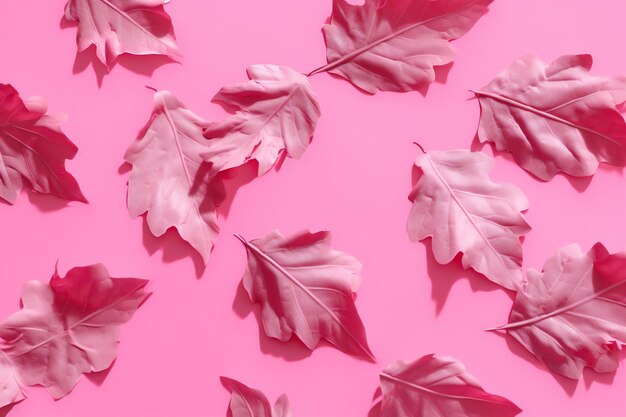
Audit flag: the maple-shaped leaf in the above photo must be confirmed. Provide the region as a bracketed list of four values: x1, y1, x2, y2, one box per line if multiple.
[202, 65, 321, 176]
[220, 377, 291, 417]
[0, 84, 87, 205]
[235, 230, 375, 361]
[407, 148, 531, 291]
[64, 0, 180, 68]
[124, 90, 226, 264]
[0, 355, 24, 409]
[378, 354, 522, 417]
[0, 264, 149, 406]
[490, 243, 626, 379]
[312, 0, 493, 93]
[474, 54, 626, 180]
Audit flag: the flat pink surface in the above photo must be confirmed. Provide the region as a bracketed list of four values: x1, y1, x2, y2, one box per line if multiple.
[1, 1, 626, 416]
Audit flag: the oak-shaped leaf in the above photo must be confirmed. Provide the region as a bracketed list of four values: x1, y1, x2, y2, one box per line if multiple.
[475, 54, 626, 180]
[0, 84, 87, 205]
[407, 148, 531, 291]
[236, 230, 375, 361]
[378, 354, 522, 417]
[203, 65, 321, 176]
[64, 0, 180, 68]
[221, 377, 290, 417]
[0, 264, 150, 408]
[315, 0, 493, 93]
[490, 243, 626, 379]
[124, 90, 226, 264]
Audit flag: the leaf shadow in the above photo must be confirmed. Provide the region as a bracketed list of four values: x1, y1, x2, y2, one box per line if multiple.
[488, 331, 578, 396]
[470, 134, 624, 193]
[0, 402, 20, 417]
[422, 239, 509, 315]
[231, 279, 313, 362]
[141, 218, 206, 278]
[217, 162, 259, 219]
[24, 188, 72, 212]
[85, 360, 116, 386]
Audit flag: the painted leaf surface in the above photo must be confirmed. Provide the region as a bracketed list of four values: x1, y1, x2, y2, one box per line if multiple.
[492, 243, 626, 379]
[124, 90, 225, 263]
[0, 84, 87, 205]
[379, 354, 522, 417]
[0, 355, 24, 409]
[236, 230, 375, 361]
[475, 54, 626, 180]
[221, 377, 291, 417]
[0, 264, 149, 405]
[203, 65, 321, 176]
[64, 0, 180, 68]
[316, 0, 493, 93]
[407, 149, 531, 291]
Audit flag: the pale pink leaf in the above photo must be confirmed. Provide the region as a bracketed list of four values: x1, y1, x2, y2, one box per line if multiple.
[315, 0, 493, 93]
[475, 54, 626, 180]
[124, 90, 225, 263]
[407, 149, 531, 291]
[236, 230, 375, 361]
[64, 0, 180, 68]
[0, 84, 87, 205]
[492, 243, 626, 379]
[0, 354, 24, 409]
[202, 65, 321, 176]
[221, 377, 291, 417]
[379, 354, 522, 417]
[0, 264, 149, 402]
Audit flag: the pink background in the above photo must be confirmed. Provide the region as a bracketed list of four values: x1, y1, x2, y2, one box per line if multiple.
[1, 0, 626, 416]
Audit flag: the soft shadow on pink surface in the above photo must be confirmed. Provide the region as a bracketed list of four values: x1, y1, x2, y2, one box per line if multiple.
[421, 239, 508, 315]
[141, 219, 205, 278]
[216, 163, 259, 219]
[0, 190, 71, 212]
[232, 279, 313, 362]
[85, 360, 116, 386]
[470, 136, 625, 193]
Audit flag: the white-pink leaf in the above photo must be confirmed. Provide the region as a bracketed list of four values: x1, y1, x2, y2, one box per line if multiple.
[203, 65, 320, 176]
[64, 0, 180, 68]
[236, 230, 375, 361]
[124, 90, 225, 263]
[475, 54, 626, 180]
[491, 243, 626, 379]
[314, 0, 493, 93]
[0, 354, 24, 409]
[407, 148, 531, 291]
[379, 354, 522, 417]
[0, 264, 149, 406]
[221, 377, 291, 417]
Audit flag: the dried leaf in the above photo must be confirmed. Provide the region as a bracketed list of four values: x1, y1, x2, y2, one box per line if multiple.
[0, 264, 149, 407]
[407, 148, 531, 290]
[379, 354, 522, 417]
[0, 84, 87, 205]
[491, 243, 626, 379]
[315, 0, 493, 93]
[236, 230, 374, 361]
[64, 0, 180, 68]
[475, 54, 626, 180]
[203, 65, 320, 176]
[124, 90, 225, 263]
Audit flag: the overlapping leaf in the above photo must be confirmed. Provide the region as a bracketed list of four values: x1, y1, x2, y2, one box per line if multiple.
[64, 0, 180, 68]
[491, 243, 626, 379]
[475, 54, 626, 180]
[315, 0, 493, 93]
[0, 264, 149, 408]
[378, 354, 522, 417]
[407, 148, 531, 290]
[236, 229, 374, 361]
[221, 377, 290, 417]
[125, 90, 225, 263]
[0, 84, 87, 205]
[203, 65, 321, 176]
